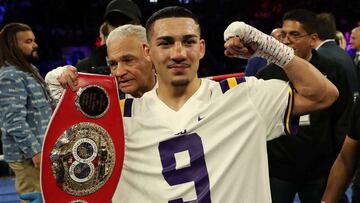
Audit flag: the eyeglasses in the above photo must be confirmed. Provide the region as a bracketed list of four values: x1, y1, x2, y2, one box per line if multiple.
[281, 32, 312, 41]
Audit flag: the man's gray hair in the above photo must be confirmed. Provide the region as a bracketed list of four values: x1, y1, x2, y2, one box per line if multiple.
[106, 24, 147, 46]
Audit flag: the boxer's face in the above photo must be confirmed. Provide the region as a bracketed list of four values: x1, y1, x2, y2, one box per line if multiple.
[146, 17, 205, 88]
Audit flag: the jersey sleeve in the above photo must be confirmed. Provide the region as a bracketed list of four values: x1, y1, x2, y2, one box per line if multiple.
[245, 77, 298, 140]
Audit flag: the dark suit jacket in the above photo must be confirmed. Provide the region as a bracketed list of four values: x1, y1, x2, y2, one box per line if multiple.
[257, 50, 353, 182]
[76, 45, 110, 75]
[317, 41, 359, 94]
[352, 53, 360, 92]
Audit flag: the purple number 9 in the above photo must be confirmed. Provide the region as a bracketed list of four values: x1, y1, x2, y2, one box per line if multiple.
[158, 133, 212, 203]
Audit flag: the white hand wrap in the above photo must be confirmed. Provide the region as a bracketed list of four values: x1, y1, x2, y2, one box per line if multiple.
[224, 21, 294, 68]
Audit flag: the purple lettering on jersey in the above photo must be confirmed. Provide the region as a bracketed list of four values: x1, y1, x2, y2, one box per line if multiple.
[158, 133, 212, 203]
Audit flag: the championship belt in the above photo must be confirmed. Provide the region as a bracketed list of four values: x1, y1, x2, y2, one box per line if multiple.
[41, 73, 124, 203]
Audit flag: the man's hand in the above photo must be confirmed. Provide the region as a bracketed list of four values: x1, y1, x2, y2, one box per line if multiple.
[57, 66, 79, 91]
[224, 21, 293, 68]
[45, 65, 78, 102]
[32, 153, 41, 168]
[224, 36, 257, 59]
[20, 192, 43, 203]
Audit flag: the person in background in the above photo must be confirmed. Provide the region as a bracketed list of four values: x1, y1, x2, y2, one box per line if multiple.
[98, 22, 111, 46]
[350, 25, 360, 203]
[335, 31, 347, 50]
[45, 0, 143, 100]
[350, 26, 360, 91]
[350, 27, 360, 58]
[76, 0, 142, 75]
[257, 9, 352, 203]
[313, 12, 358, 99]
[0, 23, 53, 202]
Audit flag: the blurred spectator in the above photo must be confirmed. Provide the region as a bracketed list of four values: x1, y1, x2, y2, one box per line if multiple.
[98, 22, 112, 46]
[350, 26, 360, 203]
[335, 31, 347, 50]
[313, 12, 359, 98]
[350, 26, 360, 91]
[76, 0, 142, 75]
[350, 26, 360, 55]
[0, 23, 53, 202]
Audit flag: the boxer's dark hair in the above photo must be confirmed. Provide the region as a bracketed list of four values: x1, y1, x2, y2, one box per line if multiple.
[145, 6, 200, 41]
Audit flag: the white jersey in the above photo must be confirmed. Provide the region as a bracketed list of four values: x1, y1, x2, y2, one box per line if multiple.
[113, 77, 296, 203]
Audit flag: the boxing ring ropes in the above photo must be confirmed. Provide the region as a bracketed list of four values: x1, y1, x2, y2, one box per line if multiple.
[205, 72, 244, 81]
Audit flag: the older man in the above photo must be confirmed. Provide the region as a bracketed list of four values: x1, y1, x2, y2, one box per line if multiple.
[45, 24, 156, 100]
